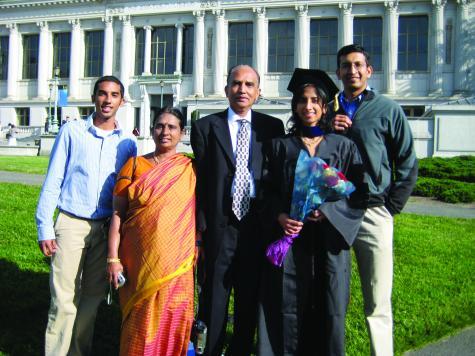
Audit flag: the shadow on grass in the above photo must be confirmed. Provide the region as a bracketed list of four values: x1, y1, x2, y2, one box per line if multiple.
[0, 256, 234, 355]
[90, 295, 121, 356]
[0, 258, 122, 356]
[0, 259, 49, 355]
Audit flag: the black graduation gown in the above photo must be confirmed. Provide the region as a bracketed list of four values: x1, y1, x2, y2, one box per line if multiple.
[258, 133, 365, 356]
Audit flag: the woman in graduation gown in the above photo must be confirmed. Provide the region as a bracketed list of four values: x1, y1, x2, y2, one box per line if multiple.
[258, 68, 366, 356]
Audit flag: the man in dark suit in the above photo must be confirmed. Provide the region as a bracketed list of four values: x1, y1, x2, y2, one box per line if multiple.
[191, 64, 285, 355]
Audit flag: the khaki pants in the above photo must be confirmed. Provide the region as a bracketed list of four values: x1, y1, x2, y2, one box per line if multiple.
[45, 212, 109, 356]
[353, 206, 394, 356]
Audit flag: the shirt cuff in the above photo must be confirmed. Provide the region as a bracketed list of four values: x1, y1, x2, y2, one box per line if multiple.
[37, 225, 56, 242]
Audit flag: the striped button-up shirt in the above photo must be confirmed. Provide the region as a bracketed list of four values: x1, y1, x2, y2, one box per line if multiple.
[36, 115, 137, 241]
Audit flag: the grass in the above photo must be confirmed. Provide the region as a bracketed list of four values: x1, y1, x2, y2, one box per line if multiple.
[346, 214, 475, 355]
[0, 156, 49, 175]
[0, 182, 474, 355]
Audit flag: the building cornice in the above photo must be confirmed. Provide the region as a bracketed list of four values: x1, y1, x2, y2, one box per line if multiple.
[0, 0, 101, 9]
[0, 0, 470, 26]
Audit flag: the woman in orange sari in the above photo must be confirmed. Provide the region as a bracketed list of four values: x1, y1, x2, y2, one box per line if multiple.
[107, 107, 198, 356]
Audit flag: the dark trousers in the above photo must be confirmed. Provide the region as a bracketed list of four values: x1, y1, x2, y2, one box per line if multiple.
[199, 206, 263, 356]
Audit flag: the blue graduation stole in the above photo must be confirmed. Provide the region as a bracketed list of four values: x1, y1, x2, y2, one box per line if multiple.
[301, 125, 325, 137]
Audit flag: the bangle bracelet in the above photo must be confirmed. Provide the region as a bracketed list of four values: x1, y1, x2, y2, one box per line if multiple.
[107, 257, 121, 263]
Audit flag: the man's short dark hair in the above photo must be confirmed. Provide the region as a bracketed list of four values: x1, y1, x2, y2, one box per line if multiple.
[337, 44, 371, 68]
[93, 76, 125, 98]
[226, 64, 260, 87]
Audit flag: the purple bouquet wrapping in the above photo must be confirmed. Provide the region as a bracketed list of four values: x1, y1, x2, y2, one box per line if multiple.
[266, 150, 356, 267]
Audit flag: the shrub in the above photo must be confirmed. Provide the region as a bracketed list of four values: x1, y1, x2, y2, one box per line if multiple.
[418, 156, 475, 183]
[438, 187, 475, 204]
[191, 110, 200, 123]
[413, 177, 475, 203]
[413, 177, 443, 197]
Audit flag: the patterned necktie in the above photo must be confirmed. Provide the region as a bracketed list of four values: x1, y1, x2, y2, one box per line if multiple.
[232, 119, 251, 220]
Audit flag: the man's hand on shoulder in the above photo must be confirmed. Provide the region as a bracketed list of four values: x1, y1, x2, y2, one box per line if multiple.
[333, 114, 352, 132]
[39, 239, 57, 257]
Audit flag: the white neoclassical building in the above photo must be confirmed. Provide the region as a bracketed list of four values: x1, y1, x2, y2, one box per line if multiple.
[0, 0, 474, 157]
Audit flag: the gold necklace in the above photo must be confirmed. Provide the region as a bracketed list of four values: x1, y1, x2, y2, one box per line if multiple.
[301, 136, 323, 147]
[152, 154, 161, 165]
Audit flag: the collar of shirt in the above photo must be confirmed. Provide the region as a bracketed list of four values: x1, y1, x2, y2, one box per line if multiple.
[86, 113, 122, 137]
[338, 86, 371, 120]
[227, 107, 252, 125]
[227, 107, 252, 155]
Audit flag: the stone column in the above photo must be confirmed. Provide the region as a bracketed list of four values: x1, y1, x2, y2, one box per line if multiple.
[430, 0, 446, 95]
[339, 2, 353, 48]
[172, 82, 182, 106]
[68, 19, 81, 99]
[295, 5, 309, 69]
[6, 23, 19, 99]
[119, 15, 132, 100]
[139, 84, 151, 137]
[212, 9, 225, 95]
[193, 10, 205, 96]
[454, 0, 469, 93]
[384, 1, 399, 95]
[143, 25, 152, 75]
[102, 15, 113, 75]
[36, 21, 50, 99]
[175, 23, 184, 74]
[253, 7, 267, 92]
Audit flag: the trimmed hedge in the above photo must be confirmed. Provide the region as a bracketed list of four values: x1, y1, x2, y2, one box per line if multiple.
[414, 156, 475, 203]
[418, 156, 475, 183]
[413, 177, 475, 203]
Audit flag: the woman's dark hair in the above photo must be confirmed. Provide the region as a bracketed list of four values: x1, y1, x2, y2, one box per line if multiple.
[152, 106, 185, 130]
[288, 84, 331, 134]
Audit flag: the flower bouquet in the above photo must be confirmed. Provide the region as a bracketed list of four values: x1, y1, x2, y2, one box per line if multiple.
[265, 150, 356, 267]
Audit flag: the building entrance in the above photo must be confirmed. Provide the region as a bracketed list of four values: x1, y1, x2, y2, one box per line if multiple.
[150, 94, 173, 123]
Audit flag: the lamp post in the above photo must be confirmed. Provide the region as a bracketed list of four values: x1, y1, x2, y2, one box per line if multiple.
[47, 83, 53, 133]
[50, 66, 61, 133]
[160, 80, 164, 108]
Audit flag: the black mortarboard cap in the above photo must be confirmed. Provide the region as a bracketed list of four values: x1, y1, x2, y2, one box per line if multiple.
[287, 68, 339, 99]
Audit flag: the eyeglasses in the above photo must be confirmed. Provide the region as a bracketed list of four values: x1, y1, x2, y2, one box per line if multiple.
[340, 62, 367, 71]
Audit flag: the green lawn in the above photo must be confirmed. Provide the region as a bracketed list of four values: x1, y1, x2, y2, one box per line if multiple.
[0, 156, 49, 175]
[346, 214, 475, 355]
[0, 182, 474, 355]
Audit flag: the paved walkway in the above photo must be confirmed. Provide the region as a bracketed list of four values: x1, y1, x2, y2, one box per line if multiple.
[1, 169, 474, 354]
[403, 196, 475, 219]
[0, 170, 44, 185]
[403, 325, 475, 356]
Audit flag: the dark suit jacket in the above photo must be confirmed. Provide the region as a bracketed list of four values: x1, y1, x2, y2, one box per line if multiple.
[190, 109, 285, 260]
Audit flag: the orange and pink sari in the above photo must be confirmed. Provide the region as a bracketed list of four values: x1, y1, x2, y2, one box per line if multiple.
[117, 154, 195, 356]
